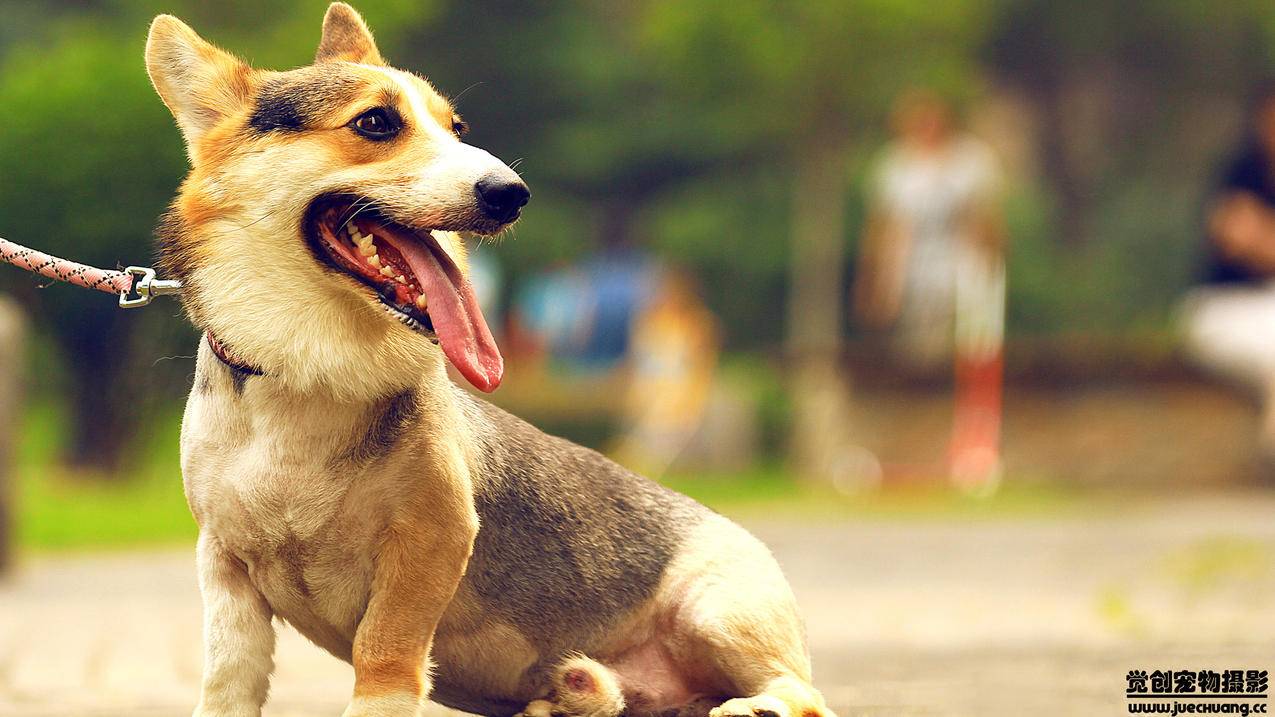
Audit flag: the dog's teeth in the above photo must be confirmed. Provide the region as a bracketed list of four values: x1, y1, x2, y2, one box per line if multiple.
[359, 243, 376, 257]
[396, 275, 407, 284]
[381, 266, 396, 277]
[346, 223, 358, 236]
[415, 295, 428, 310]
[368, 254, 381, 268]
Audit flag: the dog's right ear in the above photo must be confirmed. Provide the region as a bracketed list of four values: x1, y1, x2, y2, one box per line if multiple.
[316, 3, 385, 65]
[146, 15, 252, 161]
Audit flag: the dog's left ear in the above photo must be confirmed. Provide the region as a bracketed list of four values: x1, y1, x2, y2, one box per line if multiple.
[316, 3, 385, 65]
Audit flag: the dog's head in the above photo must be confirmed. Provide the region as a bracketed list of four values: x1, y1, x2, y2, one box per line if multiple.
[147, 3, 526, 397]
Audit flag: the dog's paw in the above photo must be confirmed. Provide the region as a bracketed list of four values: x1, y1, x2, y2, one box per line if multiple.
[341, 693, 424, 717]
[561, 657, 626, 717]
[515, 699, 562, 717]
[709, 695, 792, 717]
[192, 702, 263, 717]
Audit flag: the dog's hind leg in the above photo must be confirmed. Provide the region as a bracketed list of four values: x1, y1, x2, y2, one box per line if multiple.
[514, 655, 627, 717]
[708, 676, 829, 717]
[689, 604, 831, 717]
[689, 607, 832, 717]
[664, 518, 835, 717]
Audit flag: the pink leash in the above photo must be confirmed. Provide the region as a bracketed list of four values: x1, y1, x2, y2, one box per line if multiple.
[0, 236, 180, 308]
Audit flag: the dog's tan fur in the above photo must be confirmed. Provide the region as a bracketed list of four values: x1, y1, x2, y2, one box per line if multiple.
[147, 5, 834, 717]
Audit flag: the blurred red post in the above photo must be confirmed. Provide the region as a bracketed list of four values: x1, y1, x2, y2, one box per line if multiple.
[948, 255, 1005, 492]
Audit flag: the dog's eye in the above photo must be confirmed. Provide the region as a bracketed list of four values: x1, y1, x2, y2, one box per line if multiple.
[351, 108, 399, 140]
[451, 116, 469, 138]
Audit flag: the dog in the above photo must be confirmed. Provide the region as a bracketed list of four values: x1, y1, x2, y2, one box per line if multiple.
[145, 5, 834, 717]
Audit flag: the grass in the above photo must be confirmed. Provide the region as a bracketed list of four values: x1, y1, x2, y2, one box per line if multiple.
[14, 401, 196, 550]
[11, 401, 1097, 553]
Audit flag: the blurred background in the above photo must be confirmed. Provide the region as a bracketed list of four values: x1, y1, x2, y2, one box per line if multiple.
[0, 1, 1273, 715]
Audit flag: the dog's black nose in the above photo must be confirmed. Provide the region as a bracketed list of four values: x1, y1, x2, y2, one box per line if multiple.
[475, 174, 530, 223]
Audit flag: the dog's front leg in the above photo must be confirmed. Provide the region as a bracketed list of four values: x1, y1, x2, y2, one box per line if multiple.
[344, 503, 478, 717]
[193, 532, 276, 717]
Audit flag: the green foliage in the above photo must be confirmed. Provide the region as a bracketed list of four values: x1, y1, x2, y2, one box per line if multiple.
[638, 0, 993, 135]
[15, 400, 193, 549]
[0, 24, 183, 272]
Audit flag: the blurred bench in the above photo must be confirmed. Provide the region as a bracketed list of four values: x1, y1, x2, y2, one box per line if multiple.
[844, 332, 1266, 487]
[845, 330, 1193, 388]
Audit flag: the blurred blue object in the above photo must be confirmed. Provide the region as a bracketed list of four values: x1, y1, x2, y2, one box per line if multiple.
[515, 251, 658, 372]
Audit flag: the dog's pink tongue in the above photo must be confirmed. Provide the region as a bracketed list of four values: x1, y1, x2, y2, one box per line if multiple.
[381, 231, 503, 392]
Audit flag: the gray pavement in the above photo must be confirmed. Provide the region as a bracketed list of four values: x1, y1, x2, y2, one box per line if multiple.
[1, 493, 1273, 716]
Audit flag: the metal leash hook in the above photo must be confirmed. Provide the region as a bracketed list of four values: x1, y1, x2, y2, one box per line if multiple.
[119, 266, 183, 309]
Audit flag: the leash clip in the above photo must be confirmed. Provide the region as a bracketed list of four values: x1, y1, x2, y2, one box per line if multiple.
[120, 266, 182, 309]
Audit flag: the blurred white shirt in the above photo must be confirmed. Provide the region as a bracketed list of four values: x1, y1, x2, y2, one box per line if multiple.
[874, 135, 1002, 365]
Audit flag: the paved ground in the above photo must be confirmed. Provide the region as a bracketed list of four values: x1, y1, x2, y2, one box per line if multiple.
[1, 493, 1273, 716]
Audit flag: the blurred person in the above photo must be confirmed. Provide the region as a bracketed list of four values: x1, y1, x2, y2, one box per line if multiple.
[853, 89, 1007, 488]
[507, 263, 590, 369]
[614, 268, 720, 476]
[1182, 82, 1275, 454]
[854, 90, 1005, 365]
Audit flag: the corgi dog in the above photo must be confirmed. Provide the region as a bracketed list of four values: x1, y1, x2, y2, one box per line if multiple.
[145, 5, 834, 717]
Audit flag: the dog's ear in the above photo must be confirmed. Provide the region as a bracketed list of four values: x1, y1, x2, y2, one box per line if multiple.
[316, 3, 385, 65]
[146, 15, 252, 160]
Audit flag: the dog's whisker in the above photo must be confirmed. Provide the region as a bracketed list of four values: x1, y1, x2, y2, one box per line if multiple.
[152, 353, 197, 367]
[337, 197, 379, 228]
[451, 81, 484, 104]
[340, 197, 374, 223]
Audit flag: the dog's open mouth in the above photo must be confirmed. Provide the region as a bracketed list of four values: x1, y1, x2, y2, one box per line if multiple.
[306, 195, 503, 392]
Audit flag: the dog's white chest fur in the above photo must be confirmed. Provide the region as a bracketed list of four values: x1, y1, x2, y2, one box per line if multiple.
[180, 353, 410, 659]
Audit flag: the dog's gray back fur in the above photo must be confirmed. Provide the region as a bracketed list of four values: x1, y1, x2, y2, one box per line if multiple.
[466, 396, 706, 638]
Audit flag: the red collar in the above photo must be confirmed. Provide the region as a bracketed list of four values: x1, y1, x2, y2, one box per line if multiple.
[206, 332, 264, 376]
